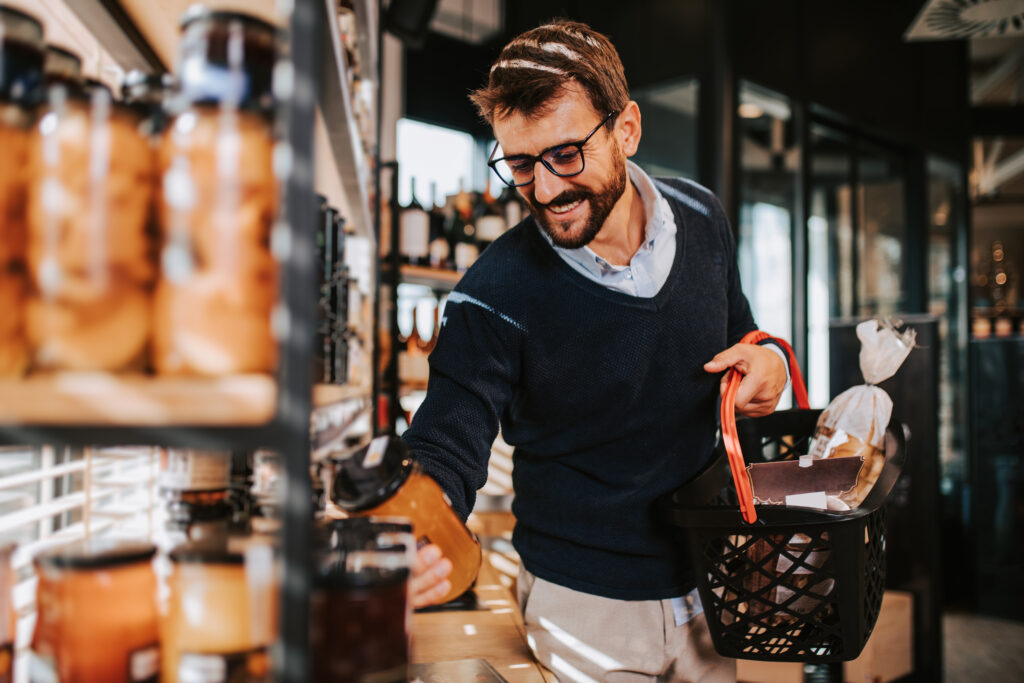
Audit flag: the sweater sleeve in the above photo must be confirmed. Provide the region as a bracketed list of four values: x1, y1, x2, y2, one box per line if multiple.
[401, 289, 523, 520]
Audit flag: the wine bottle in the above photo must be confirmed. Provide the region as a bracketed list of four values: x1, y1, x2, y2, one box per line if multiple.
[450, 179, 479, 273]
[499, 184, 524, 228]
[475, 180, 507, 253]
[416, 295, 439, 354]
[399, 177, 430, 265]
[428, 182, 450, 270]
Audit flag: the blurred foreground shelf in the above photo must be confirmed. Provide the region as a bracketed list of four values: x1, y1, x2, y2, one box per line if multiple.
[0, 373, 277, 426]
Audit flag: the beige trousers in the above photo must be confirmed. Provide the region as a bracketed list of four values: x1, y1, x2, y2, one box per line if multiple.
[517, 566, 736, 683]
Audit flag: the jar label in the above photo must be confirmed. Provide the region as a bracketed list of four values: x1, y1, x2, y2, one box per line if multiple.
[129, 643, 160, 682]
[178, 647, 272, 683]
[0, 641, 12, 683]
[363, 435, 390, 468]
[27, 650, 58, 683]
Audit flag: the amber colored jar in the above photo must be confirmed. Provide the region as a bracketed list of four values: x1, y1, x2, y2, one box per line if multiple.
[25, 68, 156, 371]
[30, 539, 159, 683]
[331, 436, 482, 604]
[152, 8, 278, 376]
[0, 543, 15, 683]
[0, 5, 44, 378]
[160, 541, 278, 683]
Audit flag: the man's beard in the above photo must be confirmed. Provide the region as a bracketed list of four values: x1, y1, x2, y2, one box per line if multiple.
[527, 156, 628, 249]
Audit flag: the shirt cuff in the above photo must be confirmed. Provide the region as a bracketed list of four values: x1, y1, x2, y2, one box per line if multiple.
[758, 339, 791, 393]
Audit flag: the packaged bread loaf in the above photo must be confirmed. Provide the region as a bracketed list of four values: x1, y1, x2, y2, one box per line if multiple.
[153, 7, 278, 376]
[808, 318, 915, 507]
[25, 81, 156, 371]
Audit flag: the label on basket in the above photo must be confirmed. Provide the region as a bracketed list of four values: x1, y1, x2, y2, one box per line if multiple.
[784, 491, 827, 509]
[178, 648, 272, 683]
[670, 588, 703, 627]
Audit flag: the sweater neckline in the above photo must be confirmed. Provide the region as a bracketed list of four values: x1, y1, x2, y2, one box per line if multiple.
[527, 189, 690, 311]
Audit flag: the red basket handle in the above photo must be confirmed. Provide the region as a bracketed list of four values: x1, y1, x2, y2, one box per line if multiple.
[720, 331, 810, 524]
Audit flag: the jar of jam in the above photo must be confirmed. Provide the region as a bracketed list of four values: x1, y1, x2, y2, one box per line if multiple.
[160, 539, 277, 683]
[26, 44, 156, 372]
[311, 518, 412, 683]
[30, 539, 159, 682]
[331, 436, 482, 604]
[0, 542, 16, 683]
[160, 450, 234, 547]
[0, 5, 44, 378]
[153, 8, 279, 376]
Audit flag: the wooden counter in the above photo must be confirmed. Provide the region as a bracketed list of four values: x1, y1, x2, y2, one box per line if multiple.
[411, 550, 552, 682]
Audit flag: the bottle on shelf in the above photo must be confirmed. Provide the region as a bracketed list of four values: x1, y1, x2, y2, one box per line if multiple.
[499, 183, 525, 228]
[449, 179, 479, 273]
[416, 295, 439, 355]
[428, 181, 450, 270]
[398, 177, 430, 266]
[475, 179, 507, 253]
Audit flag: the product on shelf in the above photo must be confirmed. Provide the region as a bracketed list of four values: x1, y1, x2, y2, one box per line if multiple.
[331, 435, 482, 604]
[26, 45, 156, 371]
[449, 181, 479, 273]
[311, 517, 412, 683]
[428, 182, 450, 269]
[161, 539, 278, 683]
[153, 8, 278, 376]
[474, 181, 507, 251]
[160, 449, 234, 547]
[399, 177, 430, 266]
[31, 539, 160, 683]
[0, 542, 14, 683]
[0, 5, 45, 378]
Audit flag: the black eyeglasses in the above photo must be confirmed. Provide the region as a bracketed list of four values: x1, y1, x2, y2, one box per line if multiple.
[488, 111, 618, 188]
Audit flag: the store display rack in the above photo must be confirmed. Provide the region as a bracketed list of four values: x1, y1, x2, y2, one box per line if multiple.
[0, 1, 379, 680]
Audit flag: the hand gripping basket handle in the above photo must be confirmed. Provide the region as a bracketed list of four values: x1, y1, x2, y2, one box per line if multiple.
[721, 331, 809, 524]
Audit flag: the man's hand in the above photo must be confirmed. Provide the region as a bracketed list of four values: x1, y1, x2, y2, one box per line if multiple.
[411, 543, 453, 608]
[704, 342, 787, 417]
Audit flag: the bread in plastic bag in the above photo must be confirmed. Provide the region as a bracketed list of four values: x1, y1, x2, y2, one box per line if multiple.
[808, 318, 914, 507]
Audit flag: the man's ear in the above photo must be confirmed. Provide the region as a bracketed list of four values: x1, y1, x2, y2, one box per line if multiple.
[616, 101, 641, 157]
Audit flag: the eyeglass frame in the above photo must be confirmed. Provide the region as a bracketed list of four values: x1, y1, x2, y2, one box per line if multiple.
[487, 110, 618, 188]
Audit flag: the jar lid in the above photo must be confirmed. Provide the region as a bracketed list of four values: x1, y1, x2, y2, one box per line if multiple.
[44, 45, 82, 83]
[169, 540, 245, 565]
[331, 436, 414, 512]
[0, 5, 45, 105]
[34, 538, 157, 570]
[176, 6, 277, 111]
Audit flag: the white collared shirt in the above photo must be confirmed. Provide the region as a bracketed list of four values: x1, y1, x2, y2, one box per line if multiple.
[538, 161, 677, 298]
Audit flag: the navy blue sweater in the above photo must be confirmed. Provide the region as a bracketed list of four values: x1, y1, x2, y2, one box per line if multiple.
[403, 177, 757, 600]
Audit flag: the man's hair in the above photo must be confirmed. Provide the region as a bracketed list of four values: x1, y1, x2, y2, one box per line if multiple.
[469, 19, 629, 125]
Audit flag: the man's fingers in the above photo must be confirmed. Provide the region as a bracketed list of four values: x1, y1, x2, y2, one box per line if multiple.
[412, 578, 452, 608]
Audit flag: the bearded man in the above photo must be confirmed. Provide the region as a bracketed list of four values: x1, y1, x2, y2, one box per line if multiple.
[403, 19, 787, 682]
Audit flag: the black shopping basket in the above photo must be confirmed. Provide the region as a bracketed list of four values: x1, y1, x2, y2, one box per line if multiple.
[660, 331, 908, 662]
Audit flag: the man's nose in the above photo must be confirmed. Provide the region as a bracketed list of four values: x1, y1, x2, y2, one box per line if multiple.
[531, 161, 570, 205]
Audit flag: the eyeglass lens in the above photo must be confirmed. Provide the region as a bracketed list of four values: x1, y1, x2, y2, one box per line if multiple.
[493, 146, 584, 186]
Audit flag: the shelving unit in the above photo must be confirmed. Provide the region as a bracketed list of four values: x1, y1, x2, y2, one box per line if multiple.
[1, 1, 380, 681]
[398, 263, 463, 288]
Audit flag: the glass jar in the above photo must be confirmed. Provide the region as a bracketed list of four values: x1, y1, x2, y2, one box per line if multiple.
[159, 450, 234, 547]
[331, 436, 482, 604]
[26, 46, 156, 371]
[0, 542, 16, 683]
[31, 539, 159, 682]
[311, 518, 412, 683]
[160, 540, 277, 683]
[0, 5, 44, 378]
[153, 8, 278, 376]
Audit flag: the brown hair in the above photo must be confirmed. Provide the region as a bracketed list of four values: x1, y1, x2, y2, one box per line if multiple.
[469, 19, 629, 125]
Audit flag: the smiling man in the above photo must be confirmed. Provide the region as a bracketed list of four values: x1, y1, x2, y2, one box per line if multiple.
[403, 19, 786, 682]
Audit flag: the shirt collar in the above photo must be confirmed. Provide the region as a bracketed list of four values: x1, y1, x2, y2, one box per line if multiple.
[537, 160, 677, 272]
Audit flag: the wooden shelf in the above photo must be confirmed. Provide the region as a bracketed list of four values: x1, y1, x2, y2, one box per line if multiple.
[0, 373, 276, 426]
[400, 264, 463, 288]
[312, 382, 372, 407]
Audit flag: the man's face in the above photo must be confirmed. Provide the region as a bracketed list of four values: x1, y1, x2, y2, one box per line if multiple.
[492, 88, 628, 249]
